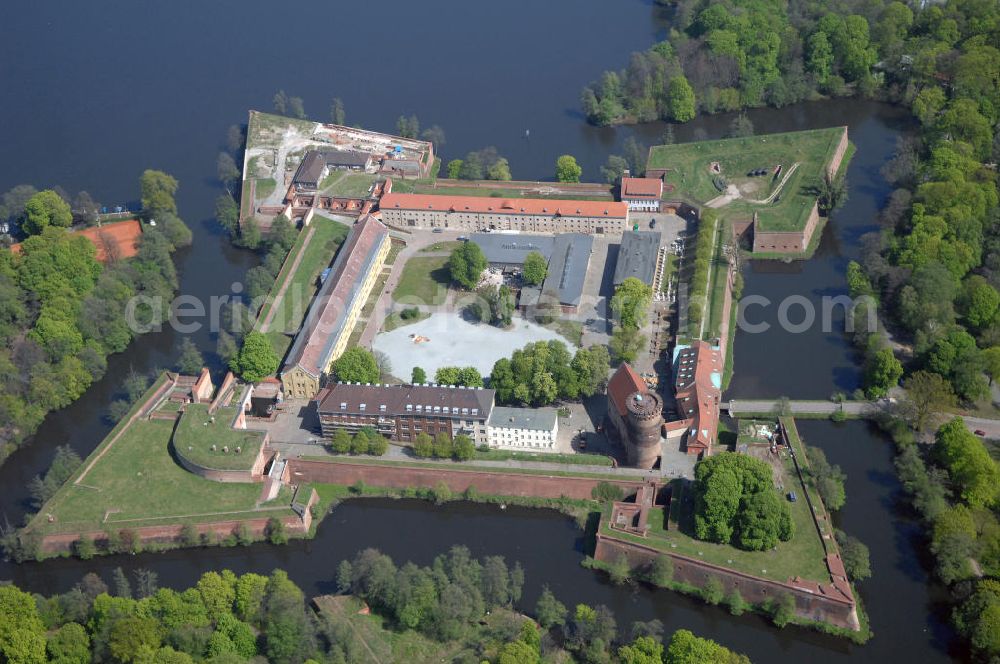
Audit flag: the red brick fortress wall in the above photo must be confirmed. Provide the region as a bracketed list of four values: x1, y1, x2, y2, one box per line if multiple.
[284, 459, 645, 500]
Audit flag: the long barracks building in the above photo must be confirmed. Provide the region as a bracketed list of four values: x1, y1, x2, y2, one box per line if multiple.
[314, 382, 496, 446]
[280, 215, 391, 399]
[378, 192, 630, 235]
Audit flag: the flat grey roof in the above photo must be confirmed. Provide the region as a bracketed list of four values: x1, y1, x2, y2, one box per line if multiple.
[471, 233, 555, 265]
[488, 406, 558, 431]
[613, 231, 660, 286]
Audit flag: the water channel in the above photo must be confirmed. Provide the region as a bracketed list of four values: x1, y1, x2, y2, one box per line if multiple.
[0, 0, 956, 661]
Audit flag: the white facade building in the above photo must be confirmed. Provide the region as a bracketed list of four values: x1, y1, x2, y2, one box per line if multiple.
[487, 407, 559, 451]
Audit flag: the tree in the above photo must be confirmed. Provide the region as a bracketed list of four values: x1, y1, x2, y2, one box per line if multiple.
[109, 616, 162, 662]
[666, 76, 696, 122]
[934, 417, 1000, 507]
[835, 529, 871, 581]
[368, 434, 388, 456]
[522, 251, 548, 286]
[693, 452, 792, 550]
[175, 337, 204, 375]
[901, 370, 956, 432]
[396, 114, 420, 138]
[664, 628, 747, 663]
[215, 194, 239, 236]
[610, 277, 653, 330]
[446, 159, 463, 179]
[607, 554, 631, 585]
[864, 347, 903, 399]
[421, 124, 446, 148]
[555, 155, 583, 183]
[601, 155, 629, 185]
[433, 432, 453, 458]
[217, 152, 240, 190]
[984, 347, 1000, 386]
[46, 622, 90, 664]
[486, 158, 512, 181]
[618, 635, 663, 664]
[610, 326, 644, 364]
[331, 347, 379, 384]
[727, 114, 754, 138]
[806, 446, 846, 511]
[230, 332, 279, 382]
[622, 137, 647, 176]
[287, 96, 306, 119]
[702, 577, 724, 605]
[412, 433, 434, 458]
[411, 366, 427, 384]
[806, 31, 834, 84]
[330, 428, 352, 454]
[637, 556, 671, 589]
[448, 241, 487, 289]
[23, 190, 72, 235]
[351, 430, 370, 455]
[329, 97, 346, 125]
[273, 90, 288, 114]
[452, 434, 474, 460]
[535, 586, 568, 628]
[140, 169, 179, 219]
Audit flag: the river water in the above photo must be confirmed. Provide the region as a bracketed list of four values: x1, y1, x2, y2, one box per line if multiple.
[0, 1, 956, 661]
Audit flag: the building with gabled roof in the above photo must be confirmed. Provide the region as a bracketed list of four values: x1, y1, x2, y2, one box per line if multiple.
[315, 382, 495, 445]
[671, 340, 723, 456]
[613, 230, 661, 286]
[487, 406, 559, 451]
[280, 215, 390, 399]
[378, 192, 629, 235]
[620, 177, 663, 211]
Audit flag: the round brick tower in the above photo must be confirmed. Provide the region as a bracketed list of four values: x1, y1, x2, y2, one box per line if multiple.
[625, 390, 664, 469]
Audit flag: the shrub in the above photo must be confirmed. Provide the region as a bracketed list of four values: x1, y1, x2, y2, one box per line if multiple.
[591, 482, 624, 503]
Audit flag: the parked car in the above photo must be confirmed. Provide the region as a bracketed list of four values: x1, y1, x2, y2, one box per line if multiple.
[432, 228, 443, 233]
[975, 429, 987, 437]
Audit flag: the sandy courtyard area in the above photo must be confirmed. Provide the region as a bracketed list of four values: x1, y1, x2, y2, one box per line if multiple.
[372, 312, 568, 380]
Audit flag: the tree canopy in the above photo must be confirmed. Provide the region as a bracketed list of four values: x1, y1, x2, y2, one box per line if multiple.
[555, 155, 583, 183]
[230, 331, 279, 383]
[448, 241, 487, 289]
[522, 251, 548, 286]
[331, 347, 380, 384]
[693, 453, 793, 551]
[490, 341, 610, 406]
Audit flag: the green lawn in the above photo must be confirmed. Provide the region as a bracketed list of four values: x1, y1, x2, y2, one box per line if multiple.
[546, 319, 584, 347]
[255, 217, 351, 335]
[421, 241, 463, 253]
[704, 230, 730, 341]
[361, 270, 392, 320]
[392, 256, 451, 305]
[603, 472, 830, 584]
[383, 309, 431, 332]
[648, 127, 847, 232]
[254, 178, 276, 200]
[31, 416, 290, 537]
[321, 172, 378, 198]
[173, 404, 265, 471]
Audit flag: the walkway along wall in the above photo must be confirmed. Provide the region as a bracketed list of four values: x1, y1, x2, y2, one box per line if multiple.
[283, 459, 646, 500]
[37, 489, 318, 556]
[593, 534, 859, 631]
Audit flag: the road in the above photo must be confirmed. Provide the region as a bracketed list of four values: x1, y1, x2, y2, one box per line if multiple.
[725, 399, 880, 416]
[726, 399, 1000, 439]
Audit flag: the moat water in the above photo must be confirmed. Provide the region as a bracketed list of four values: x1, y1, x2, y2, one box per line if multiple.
[0, 0, 955, 661]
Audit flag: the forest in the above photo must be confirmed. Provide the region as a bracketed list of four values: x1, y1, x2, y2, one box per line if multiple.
[0, 171, 190, 466]
[0, 548, 750, 664]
